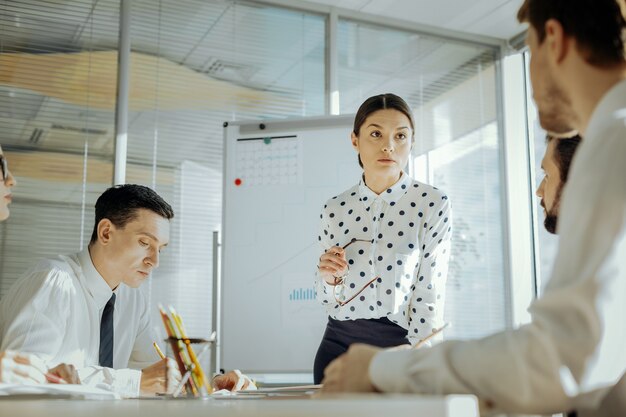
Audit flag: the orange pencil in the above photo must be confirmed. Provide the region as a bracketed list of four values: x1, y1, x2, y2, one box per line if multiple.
[159, 305, 197, 395]
[170, 307, 212, 394]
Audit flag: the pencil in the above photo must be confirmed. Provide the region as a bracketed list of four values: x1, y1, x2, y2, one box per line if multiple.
[153, 342, 166, 359]
[413, 322, 450, 349]
[159, 305, 197, 395]
[170, 307, 212, 394]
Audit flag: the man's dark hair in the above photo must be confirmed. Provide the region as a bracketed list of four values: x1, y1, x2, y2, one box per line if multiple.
[89, 184, 174, 244]
[548, 134, 582, 184]
[518, 0, 626, 67]
[353, 93, 415, 168]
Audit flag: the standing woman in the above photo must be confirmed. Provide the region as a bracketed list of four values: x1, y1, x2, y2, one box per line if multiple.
[0, 145, 78, 384]
[314, 94, 452, 384]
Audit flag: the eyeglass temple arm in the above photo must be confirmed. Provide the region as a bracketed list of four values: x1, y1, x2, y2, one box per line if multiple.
[342, 238, 372, 250]
[337, 276, 379, 306]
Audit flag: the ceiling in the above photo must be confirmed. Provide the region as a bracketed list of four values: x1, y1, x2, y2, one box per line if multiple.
[293, 0, 526, 41]
[0, 0, 517, 172]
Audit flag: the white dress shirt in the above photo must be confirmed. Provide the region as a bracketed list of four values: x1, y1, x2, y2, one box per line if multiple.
[370, 80, 626, 416]
[316, 172, 452, 345]
[0, 249, 159, 397]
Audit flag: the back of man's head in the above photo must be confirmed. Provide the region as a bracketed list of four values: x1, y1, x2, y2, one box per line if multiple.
[89, 184, 174, 244]
[518, 0, 626, 67]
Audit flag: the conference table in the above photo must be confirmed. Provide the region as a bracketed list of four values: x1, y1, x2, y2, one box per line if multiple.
[0, 393, 479, 417]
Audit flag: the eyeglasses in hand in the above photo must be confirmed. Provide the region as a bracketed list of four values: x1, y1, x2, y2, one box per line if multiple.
[332, 238, 380, 307]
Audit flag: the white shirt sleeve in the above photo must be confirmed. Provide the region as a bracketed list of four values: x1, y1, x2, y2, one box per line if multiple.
[0, 264, 154, 398]
[77, 366, 142, 398]
[370, 122, 626, 414]
[407, 198, 452, 345]
[0, 267, 73, 361]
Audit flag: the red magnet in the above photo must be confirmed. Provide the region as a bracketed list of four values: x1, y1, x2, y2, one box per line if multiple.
[234, 178, 242, 186]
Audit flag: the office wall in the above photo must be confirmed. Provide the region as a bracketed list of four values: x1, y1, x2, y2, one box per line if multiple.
[0, 0, 514, 369]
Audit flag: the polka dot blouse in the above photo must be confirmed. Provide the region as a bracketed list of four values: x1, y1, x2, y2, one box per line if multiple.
[315, 172, 452, 345]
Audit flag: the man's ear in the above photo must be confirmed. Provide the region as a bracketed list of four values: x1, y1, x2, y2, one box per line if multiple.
[544, 18, 569, 65]
[97, 219, 114, 245]
[351, 132, 359, 151]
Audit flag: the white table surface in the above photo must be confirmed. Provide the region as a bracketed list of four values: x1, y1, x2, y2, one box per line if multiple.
[0, 393, 479, 417]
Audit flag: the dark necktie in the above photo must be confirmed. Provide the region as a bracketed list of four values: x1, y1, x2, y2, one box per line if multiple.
[99, 293, 116, 368]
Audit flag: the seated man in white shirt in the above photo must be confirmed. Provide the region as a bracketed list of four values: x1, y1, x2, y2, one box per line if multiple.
[0, 184, 180, 397]
[321, 1, 626, 416]
[0, 144, 79, 385]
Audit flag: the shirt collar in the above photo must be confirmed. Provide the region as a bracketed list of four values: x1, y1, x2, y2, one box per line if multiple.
[586, 79, 626, 144]
[78, 248, 115, 310]
[358, 171, 411, 208]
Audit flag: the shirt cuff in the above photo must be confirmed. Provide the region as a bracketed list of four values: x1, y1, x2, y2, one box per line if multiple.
[111, 368, 142, 398]
[369, 342, 471, 395]
[316, 274, 338, 304]
[369, 348, 422, 393]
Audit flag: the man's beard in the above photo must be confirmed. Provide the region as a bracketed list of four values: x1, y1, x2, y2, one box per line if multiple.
[543, 210, 558, 234]
[537, 81, 578, 135]
[541, 187, 563, 235]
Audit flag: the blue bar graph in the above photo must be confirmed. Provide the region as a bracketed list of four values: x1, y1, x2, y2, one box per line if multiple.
[288, 287, 315, 301]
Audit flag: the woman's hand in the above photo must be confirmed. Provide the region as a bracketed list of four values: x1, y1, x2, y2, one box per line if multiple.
[0, 350, 47, 383]
[318, 246, 348, 285]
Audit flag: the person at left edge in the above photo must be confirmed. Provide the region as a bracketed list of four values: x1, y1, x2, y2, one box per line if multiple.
[0, 144, 78, 385]
[0, 184, 180, 397]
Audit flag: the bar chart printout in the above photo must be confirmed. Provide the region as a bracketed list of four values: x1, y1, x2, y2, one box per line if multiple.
[289, 287, 315, 301]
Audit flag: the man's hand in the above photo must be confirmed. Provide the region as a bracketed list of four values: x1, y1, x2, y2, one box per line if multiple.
[140, 358, 181, 395]
[213, 370, 252, 391]
[48, 363, 80, 384]
[321, 344, 382, 393]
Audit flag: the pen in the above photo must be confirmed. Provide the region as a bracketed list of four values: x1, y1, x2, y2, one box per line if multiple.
[413, 322, 450, 349]
[153, 341, 166, 359]
[45, 372, 67, 384]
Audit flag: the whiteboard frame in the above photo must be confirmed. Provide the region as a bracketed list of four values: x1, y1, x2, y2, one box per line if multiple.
[220, 114, 355, 377]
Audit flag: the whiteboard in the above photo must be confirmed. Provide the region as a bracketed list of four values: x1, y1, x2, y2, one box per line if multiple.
[221, 115, 362, 374]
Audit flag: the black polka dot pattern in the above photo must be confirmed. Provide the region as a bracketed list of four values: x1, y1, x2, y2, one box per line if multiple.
[315, 173, 453, 343]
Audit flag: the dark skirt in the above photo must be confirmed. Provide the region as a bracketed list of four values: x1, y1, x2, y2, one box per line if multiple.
[313, 316, 409, 384]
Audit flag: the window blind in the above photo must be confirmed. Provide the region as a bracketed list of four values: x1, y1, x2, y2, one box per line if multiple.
[337, 19, 509, 339]
[123, 0, 326, 358]
[0, 0, 119, 296]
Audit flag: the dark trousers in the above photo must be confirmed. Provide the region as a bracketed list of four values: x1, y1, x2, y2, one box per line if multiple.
[313, 316, 410, 384]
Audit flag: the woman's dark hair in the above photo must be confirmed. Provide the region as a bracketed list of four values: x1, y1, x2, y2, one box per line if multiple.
[353, 93, 415, 168]
[517, 0, 626, 67]
[89, 184, 174, 244]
